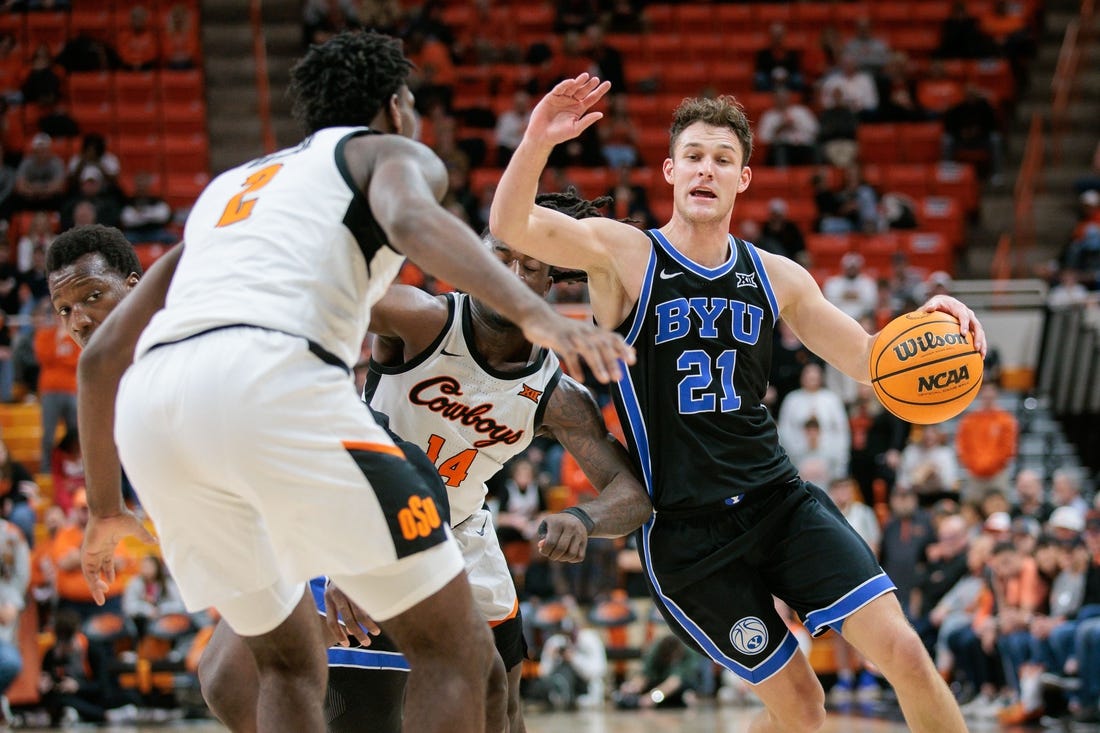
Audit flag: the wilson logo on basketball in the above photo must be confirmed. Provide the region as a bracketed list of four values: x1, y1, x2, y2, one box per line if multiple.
[397, 495, 441, 541]
[917, 365, 971, 393]
[892, 331, 970, 362]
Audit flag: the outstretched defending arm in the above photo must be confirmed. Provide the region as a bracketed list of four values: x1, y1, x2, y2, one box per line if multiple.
[537, 376, 652, 563]
[78, 244, 181, 603]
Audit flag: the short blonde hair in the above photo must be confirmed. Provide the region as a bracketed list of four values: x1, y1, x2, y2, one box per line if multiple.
[669, 96, 754, 164]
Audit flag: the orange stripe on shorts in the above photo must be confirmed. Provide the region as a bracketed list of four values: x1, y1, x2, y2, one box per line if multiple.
[341, 440, 405, 459]
[488, 597, 520, 628]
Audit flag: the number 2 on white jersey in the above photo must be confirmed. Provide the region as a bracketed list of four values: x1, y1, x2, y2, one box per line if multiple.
[216, 163, 284, 227]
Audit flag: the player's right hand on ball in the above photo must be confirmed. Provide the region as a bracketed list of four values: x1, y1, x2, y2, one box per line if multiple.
[324, 581, 380, 647]
[522, 314, 634, 384]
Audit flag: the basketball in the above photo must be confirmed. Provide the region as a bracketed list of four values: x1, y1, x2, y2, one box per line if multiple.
[869, 310, 984, 425]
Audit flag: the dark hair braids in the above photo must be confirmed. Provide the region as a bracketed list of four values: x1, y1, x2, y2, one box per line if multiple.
[536, 187, 611, 284]
[289, 31, 413, 134]
[46, 225, 142, 277]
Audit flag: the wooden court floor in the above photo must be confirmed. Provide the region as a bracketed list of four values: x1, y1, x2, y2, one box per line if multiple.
[6, 705, 937, 733]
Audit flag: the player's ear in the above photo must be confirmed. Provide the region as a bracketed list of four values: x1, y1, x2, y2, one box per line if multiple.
[126, 273, 140, 289]
[737, 165, 752, 194]
[386, 93, 402, 135]
[662, 156, 674, 184]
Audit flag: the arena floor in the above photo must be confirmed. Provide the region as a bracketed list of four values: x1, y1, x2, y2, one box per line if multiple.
[8, 705, 1021, 733]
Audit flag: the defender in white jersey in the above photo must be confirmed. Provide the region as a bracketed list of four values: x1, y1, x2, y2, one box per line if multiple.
[76, 34, 633, 733]
[196, 191, 653, 733]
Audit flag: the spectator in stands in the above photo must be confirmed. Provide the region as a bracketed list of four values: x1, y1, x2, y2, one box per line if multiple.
[955, 383, 1018, 498]
[613, 634, 703, 709]
[585, 24, 625, 93]
[68, 133, 121, 194]
[881, 485, 935, 615]
[14, 133, 66, 211]
[495, 91, 532, 167]
[50, 429, 83, 517]
[979, 0, 1033, 85]
[1051, 468, 1089, 516]
[19, 245, 51, 310]
[928, 533, 991, 685]
[1065, 223, 1100, 284]
[162, 2, 199, 69]
[55, 33, 120, 73]
[1074, 188, 1100, 240]
[843, 17, 892, 73]
[876, 53, 927, 123]
[606, 167, 655, 228]
[405, 28, 456, 114]
[770, 320, 819, 410]
[122, 554, 184, 639]
[38, 608, 139, 727]
[824, 252, 878, 321]
[912, 513, 971, 641]
[898, 425, 960, 506]
[117, 6, 159, 71]
[20, 43, 62, 105]
[816, 164, 880, 234]
[0, 147, 14, 221]
[815, 87, 860, 168]
[301, 0, 361, 47]
[359, 0, 404, 37]
[1048, 268, 1093, 309]
[848, 382, 910, 500]
[16, 211, 55, 274]
[33, 312, 78, 473]
[34, 92, 80, 140]
[599, 94, 640, 169]
[30, 505, 64, 629]
[495, 457, 546, 545]
[820, 54, 879, 120]
[555, 0, 599, 34]
[790, 417, 846, 482]
[829, 476, 881, 554]
[777, 362, 850, 474]
[937, 1, 991, 59]
[442, 163, 482, 233]
[120, 172, 174, 244]
[757, 198, 806, 264]
[0, 437, 37, 545]
[942, 85, 1004, 182]
[758, 87, 818, 167]
[0, 513, 27, 725]
[1011, 469, 1054, 524]
[537, 612, 607, 710]
[61, 167, 121, 230]
[49, 489, 131, 620]
[754, 23, 805, 92]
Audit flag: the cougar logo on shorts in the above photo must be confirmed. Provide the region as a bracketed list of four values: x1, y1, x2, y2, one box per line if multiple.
[730, 616, 768, 656]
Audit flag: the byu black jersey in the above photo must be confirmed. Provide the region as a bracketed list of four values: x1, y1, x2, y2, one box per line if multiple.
[612, 231, 798, 511]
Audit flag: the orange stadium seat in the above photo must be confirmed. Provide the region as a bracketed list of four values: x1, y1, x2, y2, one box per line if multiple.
[439, 4, 472, 31]
[871, 3, 914, 28]
[563, 168, 611, 199]
[163, 133, 209, 176]
[0, 14, 22, 42]
[917, 78, 965, 115]
[969, 58, 1015, 105]
[70, 9, 112, 41]
[625, 95, 665, 128]
[913, 1, 953, 24]
[514, 5, 553, 34]
[890, 27, 940, 54]
[932, 162, 979, 212]
[116, 135, 162, 176]
[114, 71, 158, 106]
[687, 33, 728, 64]
[707, 60, 753, 95]
[662, 61, 707, 95]
[882, 165, 931, 199]
[754, 4, 792, 26]
[642, 4, 674, 29]
[904, 232, 952, 272]
[637, 127, 671, 167]
[469, 167, 503, 195]
[71, 102, 114, 137]
[805, 233, 852, 270]
[114, 101, 160, 138]
[160, 100, 205, 136]
[857, 124, 900, 165]
[833, 3, 873, 27]
[25, 12, 68, 57]
[164, 171, 210, 210]
[627, 60, 662, 92]
[158, 69, 203, 103]
[69, 72, 113, 107]
[674, 5, 712, 34]
[714, 4, 753, 28]
[900, 122, 944, 164]
[859, 232, 903, 272]
[746, 168, 790, 201]
[919, 196, 966, 248]
[791, 3, 834, 30]
[643, 33, 684, 63]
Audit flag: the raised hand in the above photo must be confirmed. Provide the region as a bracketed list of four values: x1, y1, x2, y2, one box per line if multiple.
[521, 312, 634, 384]
[527, 73, 612, 147]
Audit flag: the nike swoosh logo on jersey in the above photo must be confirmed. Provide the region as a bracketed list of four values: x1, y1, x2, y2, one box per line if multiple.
[659, 269, 682, 280]
[440, 349, 462, 356]
[475, 516, 489, 536]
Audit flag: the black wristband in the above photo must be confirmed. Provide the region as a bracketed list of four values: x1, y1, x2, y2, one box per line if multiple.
[561, 506, 595, 534]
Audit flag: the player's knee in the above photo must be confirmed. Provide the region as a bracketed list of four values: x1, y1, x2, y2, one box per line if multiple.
[769, 696, 827, 732]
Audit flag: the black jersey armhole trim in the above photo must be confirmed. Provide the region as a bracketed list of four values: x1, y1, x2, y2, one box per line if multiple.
[335, 128, 397, 271]
[533, 367, 564, 432]
[367, 293, 457, 377]
[460, 295, 549, 380]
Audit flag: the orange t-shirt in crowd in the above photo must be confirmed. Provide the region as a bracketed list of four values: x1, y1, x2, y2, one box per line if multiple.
[50, 525, 132, 602]
[410, 39, 456, 87]
[33, 325, 79, 395]
[972, 555, 1045, 629]
[955, 408, 1018, 478]
[118, 28, 158, 69]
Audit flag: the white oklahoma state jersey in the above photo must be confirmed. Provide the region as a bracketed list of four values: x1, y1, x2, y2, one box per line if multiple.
[365, 293, 563, 525]
[136, 127, 403, 369]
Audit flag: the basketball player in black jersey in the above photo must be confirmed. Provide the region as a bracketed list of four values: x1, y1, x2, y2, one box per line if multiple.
[76, 36, 634, 733]
[491, 73, 982, 732]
